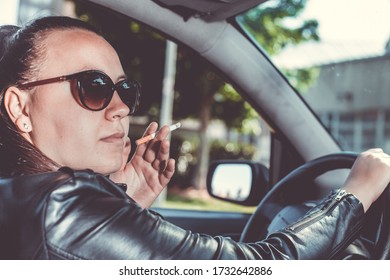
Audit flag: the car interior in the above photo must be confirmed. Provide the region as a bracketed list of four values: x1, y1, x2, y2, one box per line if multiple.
[76, 0, 390, 259]
[6, 0, 389, 259]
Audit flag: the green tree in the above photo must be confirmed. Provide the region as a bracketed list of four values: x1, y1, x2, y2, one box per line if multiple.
[74, 3, 166, 117]
[172, 0, 320, 189]
[72, 0, 319, 190]
[239, 0, 320, 92]
[241, 0, 319, 55]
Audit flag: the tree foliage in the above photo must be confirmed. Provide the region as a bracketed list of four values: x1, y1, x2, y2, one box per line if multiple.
[74, 2, 166, 118]
[73, 0, 318, 129]
[72, 0, 319, 189]
[240, 0, 319, 55]
[239, 0, 320, 93]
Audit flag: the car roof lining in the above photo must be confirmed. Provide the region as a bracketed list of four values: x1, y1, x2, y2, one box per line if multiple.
[152, 0, 267, 22]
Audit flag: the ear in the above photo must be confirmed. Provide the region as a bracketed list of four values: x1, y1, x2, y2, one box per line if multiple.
[3, 86, 32, 134]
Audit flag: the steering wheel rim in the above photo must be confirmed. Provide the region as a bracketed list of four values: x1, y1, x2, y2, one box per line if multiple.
[240, 151, 390, 259]
[240, 152, 358, 242]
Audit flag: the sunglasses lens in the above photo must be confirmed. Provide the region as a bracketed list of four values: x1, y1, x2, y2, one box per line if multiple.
[76, 71, 140, 113]
[79, 72, 113, 110]
[117, 81, 140, 114]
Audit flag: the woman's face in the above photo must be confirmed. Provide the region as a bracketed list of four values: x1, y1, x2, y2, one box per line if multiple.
[26, 29, 130, 175]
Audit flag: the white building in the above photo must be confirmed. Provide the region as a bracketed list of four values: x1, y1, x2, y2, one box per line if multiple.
[304, 52, 390, 152]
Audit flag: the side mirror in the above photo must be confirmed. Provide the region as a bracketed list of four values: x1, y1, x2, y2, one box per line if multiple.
[206, 161, 269, 206]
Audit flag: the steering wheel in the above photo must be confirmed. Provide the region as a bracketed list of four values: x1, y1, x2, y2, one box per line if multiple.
[239, 152, 390, 259]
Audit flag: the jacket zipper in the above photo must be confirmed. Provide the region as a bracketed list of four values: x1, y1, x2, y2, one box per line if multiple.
[286, 189, 364, 259]
[286, 189, 350, 232]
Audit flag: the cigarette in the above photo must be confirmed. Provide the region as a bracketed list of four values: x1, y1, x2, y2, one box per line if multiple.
[136, 122, 181, 145]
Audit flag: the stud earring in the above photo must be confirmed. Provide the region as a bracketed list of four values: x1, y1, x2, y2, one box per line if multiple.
[23, 123, 30, 131]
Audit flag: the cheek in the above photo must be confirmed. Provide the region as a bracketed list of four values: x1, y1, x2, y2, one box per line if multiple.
[29, 90, 98, 161]
[31, 111, 95, 155]
[29, 84, 74, 120]
[30, 92, 81, 140]
[28, 87, 124, 173]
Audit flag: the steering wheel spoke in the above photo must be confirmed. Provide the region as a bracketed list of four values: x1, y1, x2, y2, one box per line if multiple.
[240, 152, 390, 259]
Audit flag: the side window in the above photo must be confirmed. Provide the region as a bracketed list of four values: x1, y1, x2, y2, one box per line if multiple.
[161, 78, 271, 212]
[73, 3, 271, 213]
[242, 0, 390, 155]
[147, 40, 271, 212]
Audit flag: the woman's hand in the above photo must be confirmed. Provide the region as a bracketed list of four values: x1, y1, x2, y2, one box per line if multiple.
[342, 148, 390, 212]
[109, 122, 175, 208]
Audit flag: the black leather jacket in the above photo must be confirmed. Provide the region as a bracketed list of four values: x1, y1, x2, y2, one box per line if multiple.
[0, 167, 364, 260]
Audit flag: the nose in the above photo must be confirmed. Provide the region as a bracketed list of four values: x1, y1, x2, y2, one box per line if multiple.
[105, 91, 130, 120]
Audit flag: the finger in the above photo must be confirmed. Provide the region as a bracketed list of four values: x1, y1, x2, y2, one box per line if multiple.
[134, 122, 159, 156]
[142, 122, 159, 137]
[159, 158, 175, 186]
[154, 125, 171, 141]
[143, 126, 171, 163]
[148, 139, 171, 169]
[157, 139, 170, 162]
[364, 148, 383, 154]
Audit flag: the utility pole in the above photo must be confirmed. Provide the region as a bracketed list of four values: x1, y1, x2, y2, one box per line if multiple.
[153, 40, 178, 207]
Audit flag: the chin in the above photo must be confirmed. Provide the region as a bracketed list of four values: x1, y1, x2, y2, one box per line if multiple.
[68, 159, 120, 176]
[95, 161, 122, 176]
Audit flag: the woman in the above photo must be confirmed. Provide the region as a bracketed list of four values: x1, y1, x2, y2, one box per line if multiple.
[0, 18, 175, 209]
[0, 16, 389, 260]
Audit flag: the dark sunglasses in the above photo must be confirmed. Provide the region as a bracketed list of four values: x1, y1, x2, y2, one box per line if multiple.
[18, 70, 140, 115]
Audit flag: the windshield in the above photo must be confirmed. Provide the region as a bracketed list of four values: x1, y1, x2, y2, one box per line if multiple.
[237, 0, 390, 152]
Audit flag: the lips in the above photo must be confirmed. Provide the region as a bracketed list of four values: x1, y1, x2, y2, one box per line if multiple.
[100, 132, 126, 145]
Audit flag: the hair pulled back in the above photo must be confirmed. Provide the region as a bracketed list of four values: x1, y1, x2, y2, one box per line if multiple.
[0, 16, 99, 177]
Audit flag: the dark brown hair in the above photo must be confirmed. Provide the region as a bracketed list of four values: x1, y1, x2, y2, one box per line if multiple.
[0, 16, 100, 177]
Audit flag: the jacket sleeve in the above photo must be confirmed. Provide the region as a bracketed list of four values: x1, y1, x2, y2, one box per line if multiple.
[43, 171, 364, 260]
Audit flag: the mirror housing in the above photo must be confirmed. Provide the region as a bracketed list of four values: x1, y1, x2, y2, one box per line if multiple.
[206, 160, 269, 206]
